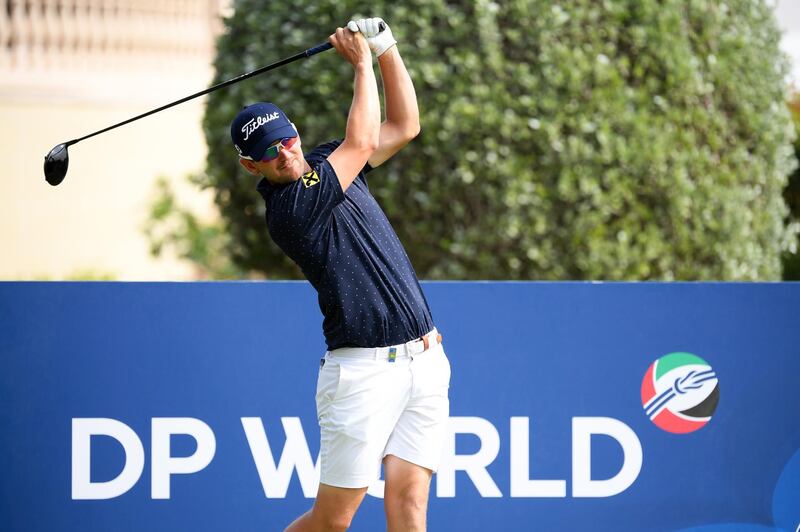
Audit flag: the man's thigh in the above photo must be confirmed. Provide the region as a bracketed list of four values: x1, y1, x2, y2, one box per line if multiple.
[383, 454, 433, 529]
[317, 354, 411, 487]
[383, 345, 451, 472]
[383, 454, 433, 498]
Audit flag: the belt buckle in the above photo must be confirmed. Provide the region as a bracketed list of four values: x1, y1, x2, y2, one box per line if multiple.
[388, 347, 397, 363]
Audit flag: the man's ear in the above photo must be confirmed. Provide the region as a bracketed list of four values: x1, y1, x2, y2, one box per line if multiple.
[238, 158, 261, 176]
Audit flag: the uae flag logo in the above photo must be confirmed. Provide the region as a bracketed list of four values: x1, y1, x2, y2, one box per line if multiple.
[641, 352, 719, 434]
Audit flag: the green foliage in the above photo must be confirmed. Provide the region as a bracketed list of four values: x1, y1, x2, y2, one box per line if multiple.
[29, 270, 117, 281]
[144, 177, 244, 279]
[197, 0, 797, 279]
[63, 270, 117, 281]
[782, 94, 800, 279]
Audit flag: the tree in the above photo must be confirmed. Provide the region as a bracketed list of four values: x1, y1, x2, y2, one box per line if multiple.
[156, 0, 797, 279]
[783, 93, 800, 279]
[144, 177, 244, 279]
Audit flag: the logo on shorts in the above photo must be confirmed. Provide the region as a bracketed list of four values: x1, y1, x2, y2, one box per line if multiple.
[301, 170, 320, 188]
[641, 352, 719, 434]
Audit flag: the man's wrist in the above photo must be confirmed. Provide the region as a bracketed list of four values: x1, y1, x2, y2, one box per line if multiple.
[377, 45, 399, 64]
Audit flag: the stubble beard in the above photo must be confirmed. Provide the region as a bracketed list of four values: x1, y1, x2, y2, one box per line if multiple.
[266, 157, 305, 185]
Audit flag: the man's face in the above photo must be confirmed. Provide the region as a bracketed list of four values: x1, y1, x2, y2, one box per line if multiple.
[239, 135, 306, 184]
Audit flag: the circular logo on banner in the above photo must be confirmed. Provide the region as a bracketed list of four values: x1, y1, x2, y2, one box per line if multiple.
[641, 352, 719, 434]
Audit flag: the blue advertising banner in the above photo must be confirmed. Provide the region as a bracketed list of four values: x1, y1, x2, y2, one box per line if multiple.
[0, 282, 798, 531]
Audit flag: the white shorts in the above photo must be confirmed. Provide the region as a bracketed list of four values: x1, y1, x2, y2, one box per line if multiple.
[315, 329, 451, 489]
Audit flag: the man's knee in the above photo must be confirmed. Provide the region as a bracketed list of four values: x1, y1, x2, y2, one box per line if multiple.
[313, 511, 354, 532]
[384, 455, 432, 529]
[385, 485, 429, 521]
[285, 505, 358, 532]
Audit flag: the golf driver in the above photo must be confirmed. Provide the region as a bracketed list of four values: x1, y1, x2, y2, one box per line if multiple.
[44, 38, 343, 186]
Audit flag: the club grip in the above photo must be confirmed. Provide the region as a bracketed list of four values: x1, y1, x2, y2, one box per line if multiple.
[305, 41, 333, 57]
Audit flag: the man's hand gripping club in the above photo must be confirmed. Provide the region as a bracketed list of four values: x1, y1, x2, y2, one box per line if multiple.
[348, 17, 397, 57]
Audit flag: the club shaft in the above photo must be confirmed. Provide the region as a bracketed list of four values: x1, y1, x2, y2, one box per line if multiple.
[67, 41, 333, 147]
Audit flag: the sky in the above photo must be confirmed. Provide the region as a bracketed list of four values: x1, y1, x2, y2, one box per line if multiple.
[773, 0, 800, 86]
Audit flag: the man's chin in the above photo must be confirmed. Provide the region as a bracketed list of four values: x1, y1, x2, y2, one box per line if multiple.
[277, 170, 302, 184]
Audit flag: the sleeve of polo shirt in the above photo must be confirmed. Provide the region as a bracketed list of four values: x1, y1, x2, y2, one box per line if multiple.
[269, 159, 345, 238]
[311, 139, 374, 181]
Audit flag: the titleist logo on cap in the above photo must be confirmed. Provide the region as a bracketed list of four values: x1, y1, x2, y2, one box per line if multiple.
[241, 112, 280, 141]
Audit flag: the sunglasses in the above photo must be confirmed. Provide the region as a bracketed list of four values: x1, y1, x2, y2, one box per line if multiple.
[242, 136, 298, 162]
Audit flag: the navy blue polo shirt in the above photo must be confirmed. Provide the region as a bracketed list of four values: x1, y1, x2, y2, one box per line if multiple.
[256, 139, 434, 350]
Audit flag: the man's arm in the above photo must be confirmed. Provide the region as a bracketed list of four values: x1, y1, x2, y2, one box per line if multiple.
[327, 26, 381, 192]
[368, 45, 421, 168]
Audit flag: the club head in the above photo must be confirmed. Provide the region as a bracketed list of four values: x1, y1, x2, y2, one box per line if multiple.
[44, 143, 69, 186]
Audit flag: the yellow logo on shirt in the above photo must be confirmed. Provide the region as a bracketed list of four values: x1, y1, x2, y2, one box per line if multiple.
[301, 170, 320, 188]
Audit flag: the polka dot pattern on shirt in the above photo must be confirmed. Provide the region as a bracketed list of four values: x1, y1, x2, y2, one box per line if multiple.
[256, 139, 434, 350]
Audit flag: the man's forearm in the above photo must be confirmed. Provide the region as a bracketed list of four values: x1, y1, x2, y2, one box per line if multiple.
[378, 47, 420, 135]
[346, 62, 381, 149]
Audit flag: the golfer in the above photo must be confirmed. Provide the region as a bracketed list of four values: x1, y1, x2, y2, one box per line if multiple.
[230, 18, 450, 532]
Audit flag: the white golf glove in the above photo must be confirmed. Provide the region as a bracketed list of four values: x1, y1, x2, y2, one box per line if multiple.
[348, 17, 397, 57]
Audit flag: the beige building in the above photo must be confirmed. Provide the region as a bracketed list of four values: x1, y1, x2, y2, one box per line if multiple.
[1, 0, 229, 280]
